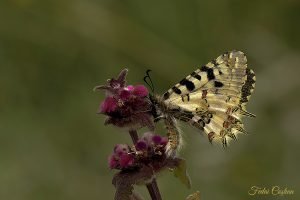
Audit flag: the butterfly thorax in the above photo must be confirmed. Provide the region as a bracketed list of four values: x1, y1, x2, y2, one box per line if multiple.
[149, 94, 165, 121]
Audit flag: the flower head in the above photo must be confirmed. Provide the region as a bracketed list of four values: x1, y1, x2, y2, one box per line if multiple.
[95, 69, 154, 130]
[100, 96, 118, 113]
[108, 132, 169, 171]
[132, 85, 148, 97]
[108, 144, 135, 170]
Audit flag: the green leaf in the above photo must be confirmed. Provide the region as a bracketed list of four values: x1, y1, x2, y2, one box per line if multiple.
[173, 159, 191, 189]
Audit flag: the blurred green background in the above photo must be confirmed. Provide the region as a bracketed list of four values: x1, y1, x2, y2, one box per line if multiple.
[1, 0, 300, 199]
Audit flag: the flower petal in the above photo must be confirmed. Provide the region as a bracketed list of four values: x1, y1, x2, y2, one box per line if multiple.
[160, 137, 168, 146]
[108, 155, 118, 169]
[136, 140, 148, 151]
[119, 154, 134, 168]
[100, 97, 118, 113]
[119, 89, 131, 100]
[152, 135, 162, 144]
[133, 85, 148, 97]
[125, 85, 134, 91]
[116, 68, 128, 87]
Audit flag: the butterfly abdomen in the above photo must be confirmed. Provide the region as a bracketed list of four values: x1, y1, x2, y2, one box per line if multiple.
[164, 115, 182, 157]
[149, 94, 183, 156]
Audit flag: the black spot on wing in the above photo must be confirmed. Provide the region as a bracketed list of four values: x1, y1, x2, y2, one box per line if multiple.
[203, 117, 211, 124]
[172, 86, 182, 94]
[214, 81, 224, 88]
[197, 119, 205, 128]
[179, 78, 195, 91]
[200, 65, 215, 80]
[191, 71, 201, 80]
[200, 65, 209, 72]
[163, 91, 170, 100]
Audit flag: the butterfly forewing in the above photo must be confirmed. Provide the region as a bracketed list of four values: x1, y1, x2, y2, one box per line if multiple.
[162, 50, 256, 147]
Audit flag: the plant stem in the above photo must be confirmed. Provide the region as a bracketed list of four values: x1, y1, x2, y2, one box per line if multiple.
[129, 129, 139, 144]
[128, 129, 162, 200]
[146, 179, 162, 200]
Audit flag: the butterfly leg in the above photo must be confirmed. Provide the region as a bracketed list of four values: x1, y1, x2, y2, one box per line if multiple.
[154, 115, 166, 122]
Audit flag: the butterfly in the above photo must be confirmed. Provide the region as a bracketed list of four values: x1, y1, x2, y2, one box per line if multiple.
[148, 50, 256, 156]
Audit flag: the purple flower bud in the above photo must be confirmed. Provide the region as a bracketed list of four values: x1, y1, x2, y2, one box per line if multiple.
[107, 131, 172, 172]
[136, 140, 148, 151]
[108, 155, 118, 169]
[100, 97, 117, 113]
[119, 89, 131, 100]
[119, 154, 134, 168]
[133, 85, 148, 97]
[108, 144, 135, 169]
[152, 135, 162, 144]
[160, 137, 168, 146]
[125, 85, 134, 91]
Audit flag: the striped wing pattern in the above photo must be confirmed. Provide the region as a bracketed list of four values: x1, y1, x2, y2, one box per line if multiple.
[162, 50, 255, 147]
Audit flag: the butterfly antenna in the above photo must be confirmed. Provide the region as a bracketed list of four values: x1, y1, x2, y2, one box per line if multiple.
[143, 69, 155, 93]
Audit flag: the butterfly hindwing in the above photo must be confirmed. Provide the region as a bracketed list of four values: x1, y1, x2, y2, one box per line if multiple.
[162, 50, 256, 147]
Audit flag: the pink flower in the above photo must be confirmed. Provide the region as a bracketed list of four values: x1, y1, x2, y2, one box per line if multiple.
[133, 85, 148, 97]
[152, 135, 162, 144]
[151, 135, 168, 146]
[125, 85, 134, 91]
[160, 137, 168, 146]
[99, 97, 117, 113]
[119, 89, 131, 100]
[119, 154, 134, 168]
[108, 144, 135, 170]
[107, 132, 170, 172]
[95, 69, 154, 130]
[136, 132, 168, 154]
[136, 140, 148, 151]
[108, 155, 118, 169]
